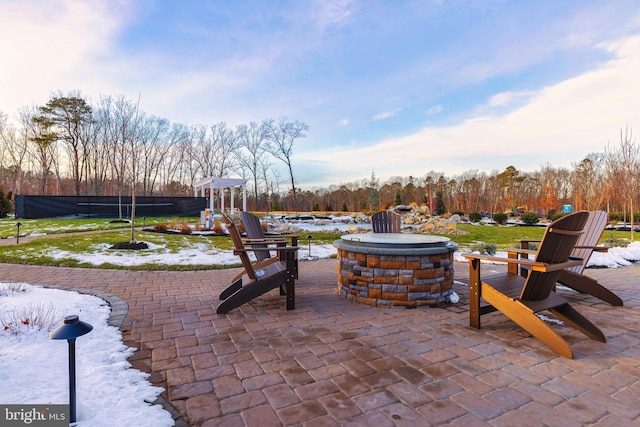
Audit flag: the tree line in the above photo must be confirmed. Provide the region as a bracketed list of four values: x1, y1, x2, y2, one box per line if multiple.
[1, 92, 638, 225]
[0, 91, 308, 211]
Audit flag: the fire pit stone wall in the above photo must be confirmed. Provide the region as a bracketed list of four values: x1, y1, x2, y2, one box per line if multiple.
[335, 239, 457, 308]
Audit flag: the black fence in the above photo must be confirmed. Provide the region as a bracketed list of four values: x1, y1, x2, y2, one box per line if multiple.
[15, 195, 207, 219]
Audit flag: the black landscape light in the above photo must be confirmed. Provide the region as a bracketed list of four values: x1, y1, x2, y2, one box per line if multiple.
[49, 315, 93, 425]
[306, 234, 312, 257]
[142, 216, 146, 227]
[16, 222, 21, 244]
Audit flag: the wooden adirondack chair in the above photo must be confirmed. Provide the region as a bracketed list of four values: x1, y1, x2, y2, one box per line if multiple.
[462, 211, 606, 359]
[371, 211, 401, 233]
[241, 211, 299, 278]
[216, 213, 298, 314]
[519, 210, 622, 306]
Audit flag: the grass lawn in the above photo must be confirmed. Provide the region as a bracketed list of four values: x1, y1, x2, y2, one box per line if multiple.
[0, 216, 183, 239]
[0, 217, 632, 270]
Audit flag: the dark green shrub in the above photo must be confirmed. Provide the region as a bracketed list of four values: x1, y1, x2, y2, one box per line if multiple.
[492, 212, 508, 225]
[452, 210, 464, 216]
[468, 212, 482, 222]
[609, 212, 623, 222]
[551, 212, 565, 221]
[435, 191, 446, 215]
[0, 190, 11, 218]
[520, 212, 540, 225]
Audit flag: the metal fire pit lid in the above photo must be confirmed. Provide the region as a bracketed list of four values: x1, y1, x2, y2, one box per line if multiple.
[340, 232, 449, 248]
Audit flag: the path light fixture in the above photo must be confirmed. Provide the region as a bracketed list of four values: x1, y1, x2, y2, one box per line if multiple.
[15, 222, 21, 244]
[142, 216, 146, 227]
[49, 315, 93, 425]
[306, 234, 312, 258]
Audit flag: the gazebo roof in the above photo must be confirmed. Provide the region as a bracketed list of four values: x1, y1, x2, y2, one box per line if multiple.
[194, 177, 247, 188]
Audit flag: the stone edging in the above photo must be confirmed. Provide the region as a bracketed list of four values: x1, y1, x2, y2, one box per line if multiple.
[45, 285, 129, 328]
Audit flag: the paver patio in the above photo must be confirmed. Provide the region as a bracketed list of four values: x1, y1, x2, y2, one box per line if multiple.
[1, 259, 639, 426]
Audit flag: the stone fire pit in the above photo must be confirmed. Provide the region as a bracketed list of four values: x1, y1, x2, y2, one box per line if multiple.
[333, 233, 458, 308]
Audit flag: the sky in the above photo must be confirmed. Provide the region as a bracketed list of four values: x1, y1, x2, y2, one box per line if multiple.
[0, 283, 174, 426]
[1, 0, 640, 189]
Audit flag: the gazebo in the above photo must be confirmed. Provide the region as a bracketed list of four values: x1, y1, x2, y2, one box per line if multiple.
[193, 177, 247, 213]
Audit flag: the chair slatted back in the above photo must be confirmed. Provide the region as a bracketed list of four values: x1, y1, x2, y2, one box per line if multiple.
[240, 211, 271, 262]
[222, 213, 256, 280]
[521, 211, 588, 301]
[567, 210, 608, 274]
[372, 211, 401, 233]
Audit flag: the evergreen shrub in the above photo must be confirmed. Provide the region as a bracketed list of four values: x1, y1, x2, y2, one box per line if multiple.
[492, 213, 508, 225]
[520, 212, 539, 225]
[468, 212, 482, 222]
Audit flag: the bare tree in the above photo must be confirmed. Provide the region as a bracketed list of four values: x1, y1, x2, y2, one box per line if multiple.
[210, 122, 239, 178]
[0, 114, 28, 196]
[158, 122, 189, 195]
[138, 116, 170, 195]
[164, 123, 192, 194]
[572, 153, 607, 211]
[87, 102, 113, 195]
[263, 118, 308, 208]
[103, 94, 144, 242]
[236, 122, 268, 210]
[19, 105, 58, 194]
[606, 126, 639, 241]
[258, 155, 275, 211]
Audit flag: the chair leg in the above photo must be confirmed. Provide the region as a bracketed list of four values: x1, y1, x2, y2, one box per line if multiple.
[220, 278, 242, 301]
[468, 259, 482, 329]
[217, 280, 274, 314]
[217, 273, 291, 314]
[482, 284, 574, 359]
[550, 303, 606, 343]
[285, 256, 296, 310]
[558, 270, 623, 306]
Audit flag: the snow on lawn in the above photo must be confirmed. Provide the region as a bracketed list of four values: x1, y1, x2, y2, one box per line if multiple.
[586, 242, 640, 268]
[46, 237, 640, 269]
[49, 241, 339, 267]
[0, 283, 174, 427]
[454, 241, 640, 268]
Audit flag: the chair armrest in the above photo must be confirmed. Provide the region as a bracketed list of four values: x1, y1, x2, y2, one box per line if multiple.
[574, 245, 609, 253]
[259, 234, 300, 246]
[461, 253, 583, 272]
[517, 239, 541, 244]
[506, 248, 538, 256]
[243, 237, 288, 245]
[234, 246, 298, 256]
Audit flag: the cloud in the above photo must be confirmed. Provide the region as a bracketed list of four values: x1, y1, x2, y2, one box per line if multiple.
[372, 108, 402, 121]
[487, 91, 536, 108]
[302, 35, 640, 185]
[426, 105, 443, 115]
[312, 0, 353, 30]
[0, 0, 131, 114]
[338, 118, 349, 126]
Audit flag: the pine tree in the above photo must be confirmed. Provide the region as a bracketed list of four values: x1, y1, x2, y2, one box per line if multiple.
[435, 191, 446, 215]
[368, 170, 379, 211]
